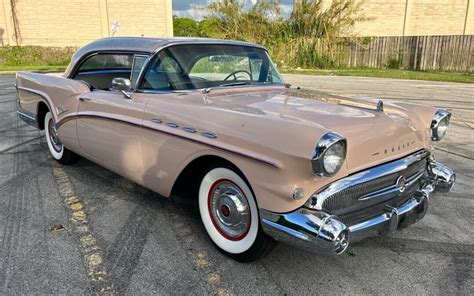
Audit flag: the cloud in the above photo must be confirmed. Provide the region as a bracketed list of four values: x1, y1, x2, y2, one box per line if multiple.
[173, 0, 295, 19]
[280, 4, 293, 16]
[173, 0, 209, 12]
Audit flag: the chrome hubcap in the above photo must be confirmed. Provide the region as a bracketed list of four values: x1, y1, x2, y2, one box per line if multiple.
[48, 119, 62, 152]
[208, 180, 251, 240]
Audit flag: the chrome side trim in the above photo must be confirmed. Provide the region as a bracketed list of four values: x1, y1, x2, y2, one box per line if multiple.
[183, 127, 197, 133]
[16, 110, 35, 121]
[306, 149, 429, 210]
[17, 109, 38, 128]
[165, 122, 179, 128]
[202, 131, 218, 139]
[56, 113, 281, 168]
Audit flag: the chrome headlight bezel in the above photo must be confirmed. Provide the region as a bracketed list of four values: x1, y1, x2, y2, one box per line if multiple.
[431, 109, 451, 141]
[311, 132, 347, 177]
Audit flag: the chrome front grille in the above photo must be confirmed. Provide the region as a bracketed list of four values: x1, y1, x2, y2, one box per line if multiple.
[321, 153, 428, 225]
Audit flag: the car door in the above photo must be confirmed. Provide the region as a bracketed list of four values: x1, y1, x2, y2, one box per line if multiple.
[76, 90, 147, 178]
[75, 53, 148, 179]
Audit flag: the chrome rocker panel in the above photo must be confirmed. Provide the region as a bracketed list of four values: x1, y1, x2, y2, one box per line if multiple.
[259, 152, 455, 256]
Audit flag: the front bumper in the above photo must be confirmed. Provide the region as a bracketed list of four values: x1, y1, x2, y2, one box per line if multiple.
[259, 152, 455, 256]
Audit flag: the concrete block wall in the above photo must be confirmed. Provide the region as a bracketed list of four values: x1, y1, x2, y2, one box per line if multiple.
[0, 0, 472, 45]
[351, 0, 473, 36]
[0, 0, 173, 47]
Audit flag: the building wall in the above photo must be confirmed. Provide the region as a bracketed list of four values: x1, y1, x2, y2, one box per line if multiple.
[350, 0, 473, 36]
[0, 0, 173, 47]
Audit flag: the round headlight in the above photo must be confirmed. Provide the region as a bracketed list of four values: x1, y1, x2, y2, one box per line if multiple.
[323, 142, 345, 175]
[436, 116, 449, 139]
[431, 109, 451, 141]
[311, 132, 347, 176]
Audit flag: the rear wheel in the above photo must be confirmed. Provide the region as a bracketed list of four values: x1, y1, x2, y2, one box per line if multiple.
[44, 112, 78, 165]
[199, 167, 275, 262]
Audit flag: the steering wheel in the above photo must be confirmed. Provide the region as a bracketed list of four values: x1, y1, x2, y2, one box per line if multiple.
[224, 70, 252, 81]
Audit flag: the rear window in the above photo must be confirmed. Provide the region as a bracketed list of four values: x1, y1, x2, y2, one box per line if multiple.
[77, 54, 133, 72]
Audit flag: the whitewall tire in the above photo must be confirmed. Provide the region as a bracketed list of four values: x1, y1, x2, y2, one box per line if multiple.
[44, 112, 77, 165]
[199, 167, 275, 261]
[44, 112, 64, 160]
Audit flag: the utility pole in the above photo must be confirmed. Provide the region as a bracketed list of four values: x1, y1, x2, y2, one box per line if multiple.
[463, 0, 470, 35]
[402, 0, 409, 37]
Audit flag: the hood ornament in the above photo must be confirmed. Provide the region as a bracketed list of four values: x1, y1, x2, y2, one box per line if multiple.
[376, 100, 384, 112]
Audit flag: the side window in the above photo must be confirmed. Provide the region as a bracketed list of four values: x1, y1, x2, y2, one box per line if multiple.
[130, 55, 148, 88]
[140, 52, 185, 91]
[156, 56, 182, 73]
[73, 53, 133, 90]
[77, 54, 133, 72]
[250, 58, 263, 81]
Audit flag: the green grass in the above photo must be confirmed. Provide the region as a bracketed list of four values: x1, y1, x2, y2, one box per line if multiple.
[283, 68, 474, 84]
[0, 46, 73, 74]
[0, 65, 67, 73]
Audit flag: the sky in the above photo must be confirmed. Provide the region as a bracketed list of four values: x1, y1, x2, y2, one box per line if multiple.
[172, 0, 294, 19]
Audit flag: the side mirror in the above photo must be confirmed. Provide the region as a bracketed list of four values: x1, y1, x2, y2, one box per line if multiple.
[111, 77, 131, 91]
[111, 77, 132, 99]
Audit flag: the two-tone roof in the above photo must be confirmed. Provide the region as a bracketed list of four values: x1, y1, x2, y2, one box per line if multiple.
[65, 37, 265, 76]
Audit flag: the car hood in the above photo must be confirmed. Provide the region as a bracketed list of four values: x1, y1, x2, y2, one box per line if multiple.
[199, 86, 434, 173]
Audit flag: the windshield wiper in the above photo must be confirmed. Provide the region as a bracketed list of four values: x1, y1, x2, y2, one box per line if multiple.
[202, 81, 284, 94]
[218, 81, 252, 87]
[202, 81, 251, 93]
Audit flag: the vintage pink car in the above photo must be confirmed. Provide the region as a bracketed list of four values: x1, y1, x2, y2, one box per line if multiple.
[16, 37, 455, 262]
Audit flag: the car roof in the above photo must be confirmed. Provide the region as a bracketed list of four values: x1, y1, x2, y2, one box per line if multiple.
[77, 37, 265, 54]
[66, 37, 266, 76]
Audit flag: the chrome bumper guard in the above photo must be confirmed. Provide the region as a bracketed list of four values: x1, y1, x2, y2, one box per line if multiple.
[260, 155, 455, 256]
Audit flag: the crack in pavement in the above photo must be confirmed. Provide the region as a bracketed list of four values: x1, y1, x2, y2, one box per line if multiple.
[434, 147, 474, 160]
[0, 136, 43, 155]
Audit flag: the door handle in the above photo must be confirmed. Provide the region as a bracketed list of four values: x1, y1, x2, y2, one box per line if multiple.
[79, 97, 91, 102]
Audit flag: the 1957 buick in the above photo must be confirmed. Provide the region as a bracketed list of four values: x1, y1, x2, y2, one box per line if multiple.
[16, 37, 455, 262]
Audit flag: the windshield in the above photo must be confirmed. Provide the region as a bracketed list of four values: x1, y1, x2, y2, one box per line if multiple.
[138, 44, 284, 91]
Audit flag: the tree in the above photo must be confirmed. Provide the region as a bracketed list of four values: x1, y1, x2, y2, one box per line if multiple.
[289, 0, 367, 39]
[173, 16, 201, 37]
[203, 0, 281, 42]
[172, 0, 368, 69]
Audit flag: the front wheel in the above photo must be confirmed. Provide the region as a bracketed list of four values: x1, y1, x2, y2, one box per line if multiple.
[44, 112, 78, 165]
[199, 167, 275, 262]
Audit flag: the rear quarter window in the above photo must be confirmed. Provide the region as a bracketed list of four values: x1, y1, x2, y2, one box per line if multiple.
[78, 54, 133, 72]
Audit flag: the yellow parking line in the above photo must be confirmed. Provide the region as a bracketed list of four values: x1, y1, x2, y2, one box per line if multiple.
[166, 203, 230, 295]
[51, 161, 115, 295]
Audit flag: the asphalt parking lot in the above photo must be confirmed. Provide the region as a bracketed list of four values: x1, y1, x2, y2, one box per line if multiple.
[1, 73, 473, 295]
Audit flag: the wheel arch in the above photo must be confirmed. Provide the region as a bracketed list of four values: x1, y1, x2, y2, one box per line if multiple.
[37, 101, 50, 130]
[170, 154, 254, 203]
